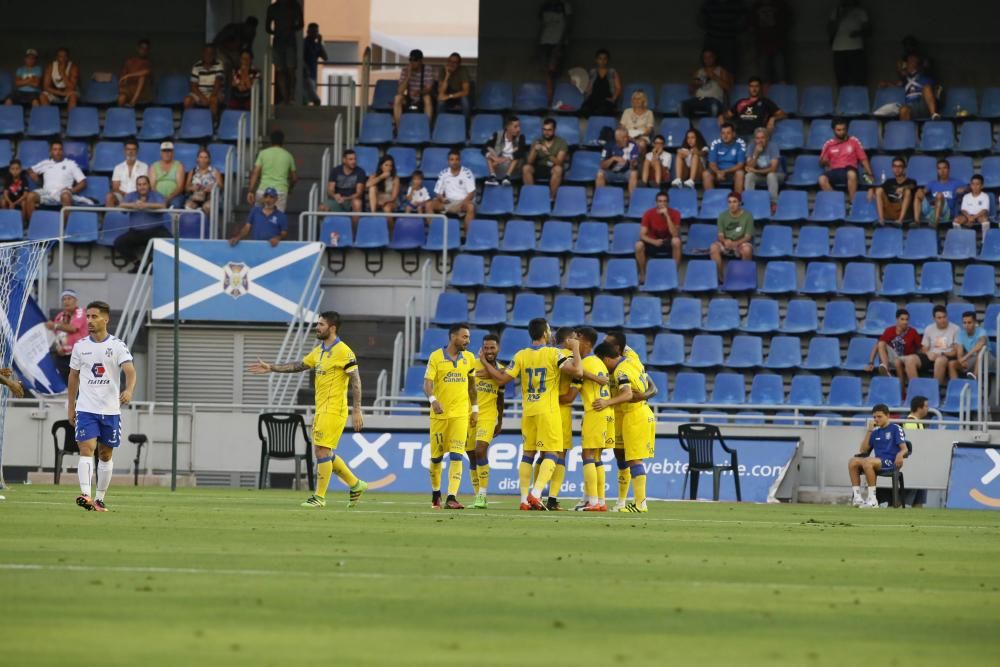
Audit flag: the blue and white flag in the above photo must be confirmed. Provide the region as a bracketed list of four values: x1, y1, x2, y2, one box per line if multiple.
[151, 239, 324, 323]
[3, 295, 67, 395]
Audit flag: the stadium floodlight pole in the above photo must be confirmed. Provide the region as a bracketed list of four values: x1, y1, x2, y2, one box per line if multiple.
[171, 212, 180, 491]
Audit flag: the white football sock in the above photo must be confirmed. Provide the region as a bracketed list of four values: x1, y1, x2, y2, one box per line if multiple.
[78, 457, 93, 496]
[852, 485, 861, 497]
[867, 486, 877, 501]
[96, 459, 114, 501]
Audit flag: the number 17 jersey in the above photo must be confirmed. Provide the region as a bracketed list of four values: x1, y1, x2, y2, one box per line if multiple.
[505, 344, 569, 416]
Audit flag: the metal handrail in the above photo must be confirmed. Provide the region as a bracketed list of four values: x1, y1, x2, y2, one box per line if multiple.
[403, 296, 416, 375]
[236, 113, 248, 198]
[346, 80, 357, 148]
[995, 311, 1000, 404]
[419, 258, 434, 337]
[360, 46, 371, 125]
[390, 331, 403, 397]
[222, 146, 235, 237]
[375, 368, 388, 415]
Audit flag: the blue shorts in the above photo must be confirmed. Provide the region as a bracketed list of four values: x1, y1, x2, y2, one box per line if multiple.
[825, 167, 857, 187]
[75, 412, 122, 448]
[878, 457, 896, 474]
[601, 169, 632, 184]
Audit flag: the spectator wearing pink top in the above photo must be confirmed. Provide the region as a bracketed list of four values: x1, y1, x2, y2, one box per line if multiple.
[817, 117, 873, 201]
[47, 289, 86, 381]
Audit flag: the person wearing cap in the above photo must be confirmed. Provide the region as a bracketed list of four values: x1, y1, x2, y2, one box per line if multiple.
[393, 49, 434, 126]
[709, 191, 754, 280]
[230, 187, 288, 247]
[115, 175, 169, 273]
[106, 138, 148, 207]
[149, 142, 186, 208]
[4, 49, 43, 107]
[247, 130, 297, 212]
[46, 289, 87, 381]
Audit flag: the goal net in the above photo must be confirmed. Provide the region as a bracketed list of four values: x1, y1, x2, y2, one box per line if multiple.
[0, 239, 52, 488]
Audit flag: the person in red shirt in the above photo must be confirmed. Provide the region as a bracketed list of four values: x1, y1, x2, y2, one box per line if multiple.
[865, 307, 921, 397]
[46, 289, 87, 381]
[817, 117, 874, 201]
[634, 190, 682, 282]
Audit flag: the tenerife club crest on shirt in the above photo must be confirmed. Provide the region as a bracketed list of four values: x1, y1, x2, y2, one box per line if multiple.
[223, 262, 250, 298]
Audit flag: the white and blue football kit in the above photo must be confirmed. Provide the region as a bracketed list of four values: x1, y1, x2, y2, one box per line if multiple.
[869, 423, 906, 472]
[69, 334, 133, 447]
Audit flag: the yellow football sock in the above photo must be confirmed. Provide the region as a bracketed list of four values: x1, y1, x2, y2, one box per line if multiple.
[429, 458, 443, 492]
[582, 460, 597, 501]
[447, 454, 463, 497]
[617, 467, 631, 502]
[476, 458, 489, 496]
[531, 456, 557, 497]
[596, 460, 607, 503]
[518, 454, 533, 501]
[315, 457, 334, 498]
[631, 464, 647, 506]
[469, 458, 480, 495]
[330, 456, 358, 488]
[548, 457, 566, 499]
[532, 459, 541, 487]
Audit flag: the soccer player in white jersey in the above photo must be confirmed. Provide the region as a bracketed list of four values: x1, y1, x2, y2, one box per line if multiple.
[67, 301, 136, 512]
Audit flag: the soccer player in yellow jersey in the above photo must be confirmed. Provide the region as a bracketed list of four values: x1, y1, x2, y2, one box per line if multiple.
[424, 323, 477, 509]
[478, 317, 581, 510]
[248, 311, 367, 508]
[573, 327, 614, 511]
[466, 333, 504, 509]
[543, 327, 581, 511]
[604, 331, 647, 509]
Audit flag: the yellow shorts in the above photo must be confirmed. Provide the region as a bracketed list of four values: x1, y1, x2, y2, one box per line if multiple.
[465, 418, 498, 451]
[312, 412, 348, 449]
[613, 409, 624, 449]
[431, 416, 469, 458]
[581, 411, 614, 450]
[521, 413, 562, 453]
[561, 407, 573, 451]
[622, 408, 655, 461]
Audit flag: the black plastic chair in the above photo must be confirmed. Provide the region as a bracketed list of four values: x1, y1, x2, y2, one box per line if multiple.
[872, 440, 912, 508]
[128, 433, 148, 486]
[257, 413, 315, 490]
[52, 419, 87, 484]
[677, 423, 742, 502]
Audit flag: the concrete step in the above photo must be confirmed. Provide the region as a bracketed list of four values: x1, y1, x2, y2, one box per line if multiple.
[287, 143, 328, 179]
[274, 105, 347, 123]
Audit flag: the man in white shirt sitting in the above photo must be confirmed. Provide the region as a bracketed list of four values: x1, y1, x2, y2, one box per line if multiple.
[429, 149, 476, 234]
[105, 138, 149, 207]
[23, 139, 89, 221]
[954, 174, 991, 236]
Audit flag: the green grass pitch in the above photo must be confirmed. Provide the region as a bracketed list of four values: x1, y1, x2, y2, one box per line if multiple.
[2, 486, 999, 666]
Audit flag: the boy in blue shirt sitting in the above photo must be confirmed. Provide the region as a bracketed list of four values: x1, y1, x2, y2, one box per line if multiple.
[848, 403, 909, 508]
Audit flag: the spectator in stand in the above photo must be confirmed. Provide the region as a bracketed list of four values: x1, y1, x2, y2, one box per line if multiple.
[913, 159, 965, 225]
[118, 40, 153, 107]
[953, 175, 990, 236]
[303, 23, 328, 106]
[115, 175, 168, 273]
[905, 305, 960, 386]
[230, 187, 288, 247]
[751, 0, 790, 83]
[483, 116, 526, 186]
[681, 49, 732, 120]
[184, 148, 223, 215]
[430, 149, 476, 233]
[184, 43, 225, 120]
[402, 170, 430, 214]
[580, 49, 621, 118]
[320, 149, 366, 226]
[635, 191, 682, 281]
[437, 52, 471, 121]
[871, 156, 915, 226]
[818, 118, 874, 202]
[595, 127, 639, 195]
[106, 139, 148, 208]
[709, 191, 754, 280]
[744, 127, 783, 208]
[5, 49, 43, 107]
[393, 49, 434, 127]
[1, 159, 31, 224]
[539, 0, 572, 103]
[228, 49, 260, 111]
[848, 404, 908, 509]
[266, 0, 304, 104]
[620, 90, 655, 153]
[246, 130, 297, 212]
[721, 76, 785, 143]
[39, 48, 80, 110]
[641, 135, 673, 189]
[672, 128, 708, 189]
[23, 139, 88, 221]
[522, 117, 569, 200]
[952, 311, 987, 380]
[213, 16, 258, 71]
[698, 0, 746, 75]
[828, 0, 869, 87]
[366, 156, 400, 216]
[149, 142, 186, 208]
[703, 122, 747, 192]
[866, 308, 921, 397]
[882, 52, 940, 121]
[46, 289, 86, 382]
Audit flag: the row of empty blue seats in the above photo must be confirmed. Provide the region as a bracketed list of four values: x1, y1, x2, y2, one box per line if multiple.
[0, 209, 205, 244]
[0, 71, 210, 108]
[0, 105, 246, 142]
[0, 139, 232, 174]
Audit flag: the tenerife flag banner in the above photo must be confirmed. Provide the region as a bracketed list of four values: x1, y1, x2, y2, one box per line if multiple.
[327, 431, 799, 502]
[4, 296, 67, 395]
[945, 444, 1000, 510]
[151, 240, 324, 322]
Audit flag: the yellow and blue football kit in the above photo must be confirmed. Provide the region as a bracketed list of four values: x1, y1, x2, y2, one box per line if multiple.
[466, 359, 503, 497]
[425, 347, 476, 497]
[558, 349, 581, 451]
[612, 357, 656, 509]
[580, 354, 614, 504]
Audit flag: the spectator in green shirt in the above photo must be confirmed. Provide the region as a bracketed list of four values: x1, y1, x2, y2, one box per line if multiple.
[246, 130, 298, 212]
[709, 191, 754, 279]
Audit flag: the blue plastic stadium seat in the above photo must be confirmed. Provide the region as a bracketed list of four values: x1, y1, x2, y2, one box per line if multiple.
[153, 73, 189, 106]
[207, 143, 231, 172]
[17, 139, 49, 166]
[0, 72, 10, 106]
[484, 255, 522, 289]
[941, 379, 977, 413]
[805, 121, 834, 151]
[901, 228, 938, 261]
[656, 83, 688, 115]
[519, 116, 544, 144]
[589, 187, 624, 218]
[771, 190, 809, 221]
[840, 262, 877, 296]
[641, 258, 679, 292]
[810, 191, 846, 223]
[625, 333, 648, 364]
[819, 301, 857, 336]
[741, 190, 770, 222]
[97, 211, 131, 247]
[801, 336, 841, 370]
[866, 226, 902, 260]
[477, 81, 513, 112]
[432, 292, 468, 325]
[905, 378, 941, 409]
[510, 293, 545, 327]
[879, 264, 916, 297]
[320, 217, 353, 248]
[609, 222, 641, 256]
[62, 211, 97, 243]
[422, 217, 460, 253]
[65, 106, 99, 139]
[646, 372, 671, 406]
[515, 185, 552, 217]
[985, 304, 1000, 339]
[551, 82, 583, 113]
[137, 107, 174, 141]
[941, 228, 977, 261]
[396, 113, 431, 145]
[722, 260, 757, 292]
[550, 294, 585, 327]
[942, 87, 977, 118]
[574, 221, 609, 254]
[683, 259, 719, 293]
[79, 175, 107, 202]
[499, 328, 531, 361]
[416, 328, 448, 361]
[981, 229, 1000, 262]
[0, 138, 10, 168]
[178, 109, 213, 140]
[727, 335, 763, 369]
[431, 114, 466, 145]
[697, 117, 721, 145]
[905, 302, 934, 331]
[919, 121, 955, 152]
[583, 116, 617, 147]
[981, 87, 1000, 119]
[793, 226, 830, 259]
[827, 376, 863, 407]
[499, 219, 535, 253]
[959, 265, 997, 298]
[215, 109, 247, 142]
[0, 210, 22, 241]
[387, 217, 426, 251]
[447, 255, 485, 293]
[513, 81, 547, 112]
[524, 257, 562, 289]
[565, 257, 601, 290]
[786, 156, 822, 188]
[0, 106, 25, 136]
[843, 336, 878, 370]
[712, 373, 746, 405]
[537, 220, 573, 254]
[687, 335, 724, 368]
[565, 151, 601, 184]
[621, 82, 656, 111]
[830, 226, 865, 259]
[91, 141, 124, 174]
[780, 299, 818, 334]
[749, 374, 785, 407]
[742, 298, 780, 333]
[771, 118, 804, 151]
[417, 147, 446, 176]
[914, 261, 952, 296]
[871, 86, 905, 115]
[25, 106, 60, 138]
[683, 223, 717, 255]
[758, 225, 792, 259]
[380, 146, 412, 178]
[401, 365, 428, 398]
[478, 186, 514, 217]
[957, 121, 992, 153]
[946, 302, 973, 327]
[703, 298, 740, 332]
[868, 376, 901, 407]
[27, 211, 60, 240]
[590, 294, 625, 328]
[667, 187, 697, 220]
[470, 114, 502, 145]
[760, 261, 797, 295]
[902, 155, 934, 187]
[62, 141, 89, 172]
[357, 113, 393, 144]
[551, 186, 587, 218]
[658, 118, 691, 147]
[604, 258, 639, 291]
[801, 261, 838, 295]
[352, 145, 378, 175]
[667, 297, 702, 331]
[649, 333, 684, 367]
[696, 189, 727, 221]
[946, 156, 973, 185]
[881, 121, 917, 152]
[554, 117, 581, 147]
[836, 86, 869, 117]
[470, 293, 508, 327]
[673, 372, 707, 404]
[369, 79, 396, 111]
[845, 191, 877, 225]
[764, 336, 801, 370]
[788, 375, 822, 406]
[626, 295, 663, 329]
[626, 187, 658, 219]
[848, 119, 878, 151]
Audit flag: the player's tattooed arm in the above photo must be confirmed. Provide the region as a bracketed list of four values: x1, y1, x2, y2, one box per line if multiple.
[349, 369, 364, 432]
[248, 358, 309, 374]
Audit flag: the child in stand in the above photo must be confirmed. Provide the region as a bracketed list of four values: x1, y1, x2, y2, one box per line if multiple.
[402, 170, 430, 214]
[1, 159, 31, 225]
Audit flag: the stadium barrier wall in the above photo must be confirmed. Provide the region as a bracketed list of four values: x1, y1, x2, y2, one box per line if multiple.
[945, 443, 1000, 510]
